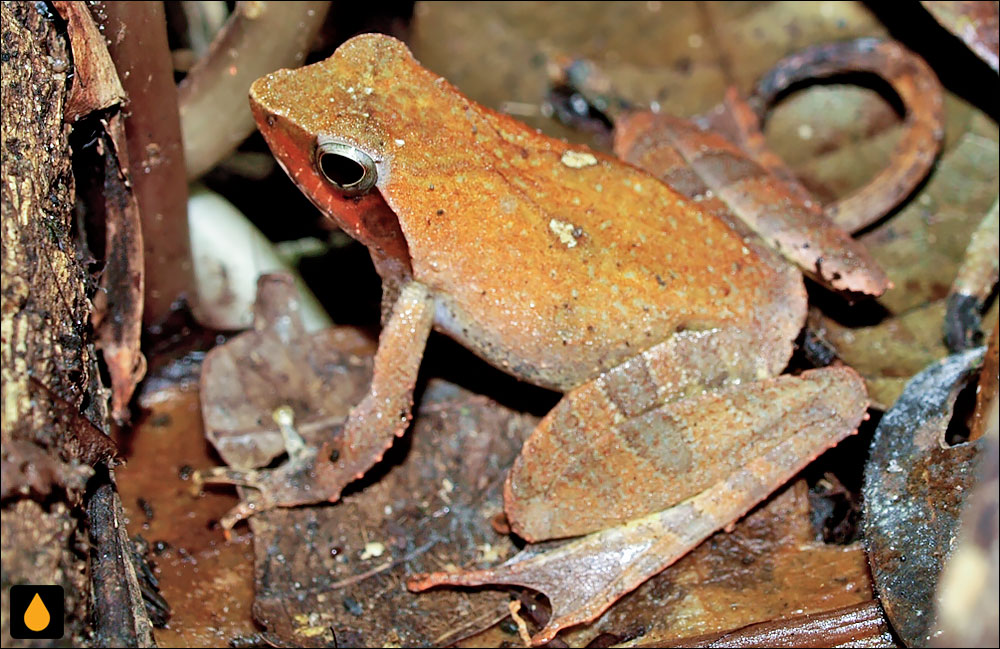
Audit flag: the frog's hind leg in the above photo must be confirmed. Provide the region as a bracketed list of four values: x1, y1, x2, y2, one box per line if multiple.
[505, 324, 800, 541]
[409, 366, 868, 646]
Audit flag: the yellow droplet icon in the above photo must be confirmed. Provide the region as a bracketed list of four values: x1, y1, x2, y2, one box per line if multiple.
[24, 592, 51, 632]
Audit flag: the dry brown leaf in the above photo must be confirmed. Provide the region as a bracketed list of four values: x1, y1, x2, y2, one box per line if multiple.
[197, 274, 377, 526]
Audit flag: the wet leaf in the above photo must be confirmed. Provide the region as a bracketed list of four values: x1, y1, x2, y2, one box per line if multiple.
[197, 275, 377, 526]
[196, 275, 536, 645]
[863, 348, 986, 647]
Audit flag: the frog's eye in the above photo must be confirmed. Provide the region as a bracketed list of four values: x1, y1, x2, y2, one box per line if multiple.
[315, 138, 377, 195]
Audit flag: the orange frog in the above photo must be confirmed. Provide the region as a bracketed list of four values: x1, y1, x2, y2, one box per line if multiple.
[240, 34, 881, 643]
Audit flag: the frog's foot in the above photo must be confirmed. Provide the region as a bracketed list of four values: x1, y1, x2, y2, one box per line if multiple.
[195, 411, 346, 528]
[196, 427, 398, 530]
[409, 366, 868, 645]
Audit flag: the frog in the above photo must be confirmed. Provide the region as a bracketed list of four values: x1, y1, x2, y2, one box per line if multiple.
[236, 33, 872, 643]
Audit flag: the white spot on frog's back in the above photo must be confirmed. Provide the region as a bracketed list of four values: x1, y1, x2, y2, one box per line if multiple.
[549, 219, 581, 248]
[560, 150, 598, 168]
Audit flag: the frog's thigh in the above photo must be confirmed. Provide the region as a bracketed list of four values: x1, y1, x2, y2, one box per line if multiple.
[506, 326, 770, 541]
[505, 355, 868, 541]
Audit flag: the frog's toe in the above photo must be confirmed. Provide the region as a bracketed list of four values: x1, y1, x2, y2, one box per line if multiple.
[195, 444, 348, 528]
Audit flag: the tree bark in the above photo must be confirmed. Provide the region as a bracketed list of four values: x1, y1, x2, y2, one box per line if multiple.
[1, 3, 142, 645]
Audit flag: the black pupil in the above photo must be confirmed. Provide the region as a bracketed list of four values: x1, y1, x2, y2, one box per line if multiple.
[320, 153, 365, 187]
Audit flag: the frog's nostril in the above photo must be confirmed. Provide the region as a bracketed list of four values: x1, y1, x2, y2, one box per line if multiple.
[315, 138, 377, 195]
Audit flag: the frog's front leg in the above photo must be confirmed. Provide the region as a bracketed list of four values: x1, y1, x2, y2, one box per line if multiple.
[410, 360, 868, 646]
[199, 280, 434, 528]
[326, 279, 435, 486]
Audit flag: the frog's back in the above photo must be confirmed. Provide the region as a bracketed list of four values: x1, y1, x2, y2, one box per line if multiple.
[254, 34, 805, 389]
[336, 38, 802, 388]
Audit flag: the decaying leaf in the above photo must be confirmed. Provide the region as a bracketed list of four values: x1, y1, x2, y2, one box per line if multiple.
[251, 380, 537, 647]
[200, 275, 373, 469]
[197, 274, 375, 525]
[861, 132, 999, 315]
[922, 0, 1000, 72]
[88, 112, 147, 424]
[810, 301, 952, 410]
[410, 2, 891, 148]
[543, 481, 878, 647]
[411, 367, 869, 645]
[51, 1, 126, 121]
[863, 347, 986, 647]
[945, 197, 999, 351]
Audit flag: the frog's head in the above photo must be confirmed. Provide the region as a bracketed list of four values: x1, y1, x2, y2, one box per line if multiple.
[249, 34, 417, 271]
